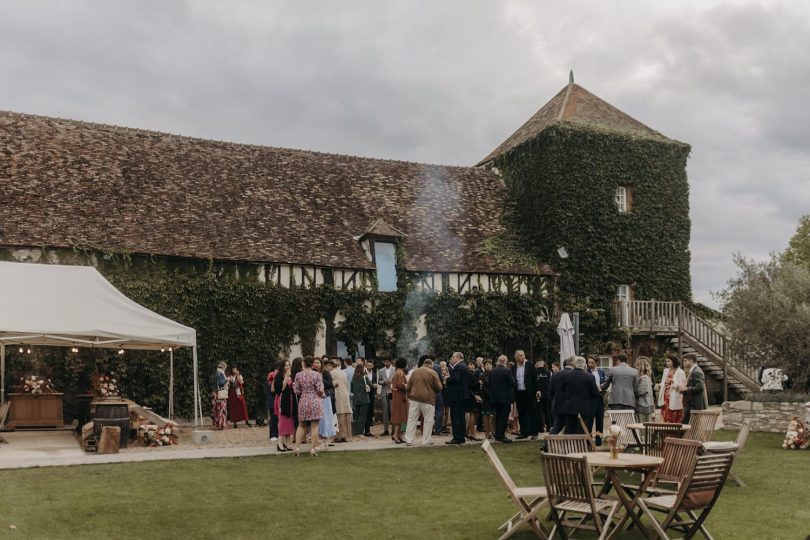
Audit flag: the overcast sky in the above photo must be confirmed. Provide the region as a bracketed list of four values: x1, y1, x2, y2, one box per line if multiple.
[2, 0, 808, 308]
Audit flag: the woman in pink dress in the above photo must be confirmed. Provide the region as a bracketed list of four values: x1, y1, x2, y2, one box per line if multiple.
[293, 355, 325, 456]
[227, 367, 251, 428]
[273, 360, 295, 452]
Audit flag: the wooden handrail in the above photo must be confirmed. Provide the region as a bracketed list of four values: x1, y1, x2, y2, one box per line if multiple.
[613, 300, 760, 392]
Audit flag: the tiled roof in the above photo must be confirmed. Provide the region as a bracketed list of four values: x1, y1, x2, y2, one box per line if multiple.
[0, 110, 550, 275]
[478, 82, 677, 165]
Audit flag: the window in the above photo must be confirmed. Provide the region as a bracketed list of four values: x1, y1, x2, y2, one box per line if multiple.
[616, 284, 630, 301]
[374, 241, 398, 291]
[615, 186, 628, 213]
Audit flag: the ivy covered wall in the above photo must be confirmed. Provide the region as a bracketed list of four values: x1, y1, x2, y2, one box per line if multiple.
[1, 249, 553, 420]
[491, 122, 692, 351]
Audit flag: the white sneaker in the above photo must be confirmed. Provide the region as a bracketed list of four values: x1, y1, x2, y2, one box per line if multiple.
[270, 437, 278, 441]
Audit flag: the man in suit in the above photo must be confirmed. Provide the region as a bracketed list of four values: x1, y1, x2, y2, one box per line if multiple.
[489, 354, 517, 442]
[444, 351, 471, 444]
[363, 359, 378, 436]
[511, 350, 539, 439]
[431, 357, 445, 435]
[558, 356, 601, 434]
[548, 356, 574, 434]
[601, 353, 639, 410]
[534, 359, 552, 433]
[586, 355, 606, 441]
[680, 353, 707, 424]
[377, 358, 395, 435]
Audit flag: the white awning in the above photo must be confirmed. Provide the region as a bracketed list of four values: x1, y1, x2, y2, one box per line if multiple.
[0, 261, 195, 350]
[0, 262, 202, 423]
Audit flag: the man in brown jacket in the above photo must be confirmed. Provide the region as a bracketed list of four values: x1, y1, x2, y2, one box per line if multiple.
[404, 356, 443, 446]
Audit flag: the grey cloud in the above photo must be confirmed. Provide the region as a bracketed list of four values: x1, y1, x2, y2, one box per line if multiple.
[2, 0, 809, 308]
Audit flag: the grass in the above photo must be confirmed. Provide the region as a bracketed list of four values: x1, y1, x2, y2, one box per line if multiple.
[0, 431, 807, 539]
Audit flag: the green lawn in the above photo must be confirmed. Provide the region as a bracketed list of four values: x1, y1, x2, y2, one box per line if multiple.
[0, 431, 806, 539]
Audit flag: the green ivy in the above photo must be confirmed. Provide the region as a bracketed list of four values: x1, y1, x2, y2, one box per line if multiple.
[491, 122, 692, 352]
[2, 249, 553, 419]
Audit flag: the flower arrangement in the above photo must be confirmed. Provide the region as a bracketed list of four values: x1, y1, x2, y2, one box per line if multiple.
[93, 373, 120, 398]
[17, 375, 56, 394]
[137, 422, 180, 447]
[783, 417, 808, 450]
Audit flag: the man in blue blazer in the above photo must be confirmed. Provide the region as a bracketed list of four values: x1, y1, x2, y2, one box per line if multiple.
[558, 356, 601, 434]
[548, 357, 574, 434]
[443, 351, 471, 444]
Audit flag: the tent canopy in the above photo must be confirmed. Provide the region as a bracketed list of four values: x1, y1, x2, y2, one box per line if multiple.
[0, 261, 195, 350]
[0, 261, 202, 424]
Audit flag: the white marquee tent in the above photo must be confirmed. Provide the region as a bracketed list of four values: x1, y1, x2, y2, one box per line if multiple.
[0, 261, 202, 424]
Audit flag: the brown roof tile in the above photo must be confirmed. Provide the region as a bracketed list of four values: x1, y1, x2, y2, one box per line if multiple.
[0, 110, 550, 275]
[478, 82, 677, 165]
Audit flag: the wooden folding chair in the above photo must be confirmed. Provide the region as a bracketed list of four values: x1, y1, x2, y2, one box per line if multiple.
[481, 439, 550, 540]
[702, 420, 750, 487]
[684, 410, 720, 443]
[541, 453, 620, 540]
[576, 413, 609, 452]
[607, 409, 638, 451]
[642, 422, 687, 457]
[637, 452, 735, 540]
[545, 434, 592, 455]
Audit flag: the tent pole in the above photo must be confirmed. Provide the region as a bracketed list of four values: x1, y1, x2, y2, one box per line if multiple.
[1, 343, 5, 404]
[192, 346, 200, 426]
[169, 349, 174, 420]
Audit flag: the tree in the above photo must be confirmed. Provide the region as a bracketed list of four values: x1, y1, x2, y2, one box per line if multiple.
[783, 214, 810, 269]
[717, 254, 810, 392]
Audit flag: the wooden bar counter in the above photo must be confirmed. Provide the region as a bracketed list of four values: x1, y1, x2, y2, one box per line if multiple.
[5, 393, 64, 428]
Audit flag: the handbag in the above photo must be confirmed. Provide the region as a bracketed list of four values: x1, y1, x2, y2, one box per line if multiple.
[216, 388, 228, 400]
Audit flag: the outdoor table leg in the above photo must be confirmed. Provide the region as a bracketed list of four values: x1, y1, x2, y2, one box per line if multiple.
[605, 469, 656, 540]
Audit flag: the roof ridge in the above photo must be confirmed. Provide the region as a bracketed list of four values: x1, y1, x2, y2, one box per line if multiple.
[0, 109, 481, 172]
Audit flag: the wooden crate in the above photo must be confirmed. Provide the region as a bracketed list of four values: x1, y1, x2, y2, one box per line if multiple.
[5, 393, 63, 428]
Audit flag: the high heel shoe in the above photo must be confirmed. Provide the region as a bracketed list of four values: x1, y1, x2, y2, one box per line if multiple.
[310, 448, 318, 457]
[392, 436, 402, 444]
[292, 447, 300, 456]
[283, 445, 293, 452]
[277, 444, 285, 452]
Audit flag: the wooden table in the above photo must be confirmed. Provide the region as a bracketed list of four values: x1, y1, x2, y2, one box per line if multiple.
[570, 451, 663, 539]
[626, 423, 688, 448]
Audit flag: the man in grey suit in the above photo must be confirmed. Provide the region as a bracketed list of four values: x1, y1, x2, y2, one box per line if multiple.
[680, 353, 707, 423]
[601, 353, 639, 410]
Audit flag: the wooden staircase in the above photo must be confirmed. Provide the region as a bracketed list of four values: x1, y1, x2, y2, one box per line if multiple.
[613, 300, 760, 397]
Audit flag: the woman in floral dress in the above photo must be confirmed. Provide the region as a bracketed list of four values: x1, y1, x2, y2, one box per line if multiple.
[656, 355, 686, 423]
[293, 355, 325, 456]
[210, 361, 229, 430]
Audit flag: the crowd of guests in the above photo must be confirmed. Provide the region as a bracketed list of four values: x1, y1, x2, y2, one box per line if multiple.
[210, 349, 709, 451]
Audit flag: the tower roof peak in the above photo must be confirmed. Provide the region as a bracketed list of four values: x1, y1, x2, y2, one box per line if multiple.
[477, 77, 677, 166]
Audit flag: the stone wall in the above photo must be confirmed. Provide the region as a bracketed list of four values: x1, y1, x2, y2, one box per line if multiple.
[722, 400, 810, 432]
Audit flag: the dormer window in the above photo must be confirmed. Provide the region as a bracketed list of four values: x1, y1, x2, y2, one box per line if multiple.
[373, 241, 397, 291]
[615, 186, 632, 213]
[356, 218, 406, 293]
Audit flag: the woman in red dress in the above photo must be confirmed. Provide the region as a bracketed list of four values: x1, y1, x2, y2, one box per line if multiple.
[227, 367, 251, 428]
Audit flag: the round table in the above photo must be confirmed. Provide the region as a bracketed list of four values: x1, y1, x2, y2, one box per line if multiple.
[626, 423, 689, 449]
[626, 422, 688, 431]
[569, 451, 663, 539]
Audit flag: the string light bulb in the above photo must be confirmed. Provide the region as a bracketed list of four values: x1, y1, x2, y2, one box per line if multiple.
[19, 347, 23, 353]
[118, 348, 124, 355]
[26, 348, 31, 354]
